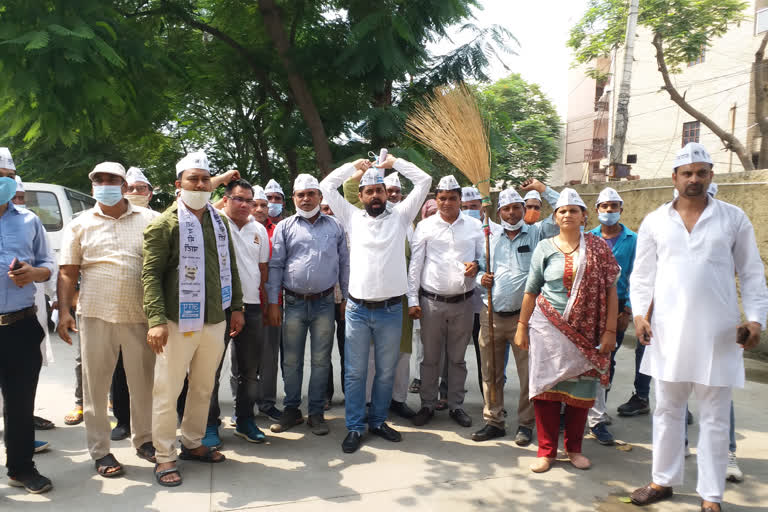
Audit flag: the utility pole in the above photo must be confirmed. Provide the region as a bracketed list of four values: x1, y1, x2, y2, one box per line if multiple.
[729, 103, 736, 172]
[609, 0, 640, 175]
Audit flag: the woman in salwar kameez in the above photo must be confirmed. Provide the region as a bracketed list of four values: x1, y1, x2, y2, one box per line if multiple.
[515, 188, 620, 473]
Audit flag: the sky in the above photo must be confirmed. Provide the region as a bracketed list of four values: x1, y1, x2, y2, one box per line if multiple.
[429, 0, 590, 118]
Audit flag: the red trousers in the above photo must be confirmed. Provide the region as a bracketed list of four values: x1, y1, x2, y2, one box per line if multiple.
[534, 399, 589, 458]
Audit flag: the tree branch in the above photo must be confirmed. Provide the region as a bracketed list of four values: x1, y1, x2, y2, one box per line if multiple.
[652, 33, 754, 171]
[754, 31, 768, 168]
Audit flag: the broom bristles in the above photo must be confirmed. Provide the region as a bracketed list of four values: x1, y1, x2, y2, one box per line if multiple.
[405, 83, 491, 199]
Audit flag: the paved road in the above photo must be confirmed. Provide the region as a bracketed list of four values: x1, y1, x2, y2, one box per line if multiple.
[2, 331, 767, 511]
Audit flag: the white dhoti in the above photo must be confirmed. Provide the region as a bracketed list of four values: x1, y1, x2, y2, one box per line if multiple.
[652, 379, 731, 503]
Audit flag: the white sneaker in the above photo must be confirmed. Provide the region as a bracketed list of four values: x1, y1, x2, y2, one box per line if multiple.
[685, 444, 692, 458]
[726, 451, 743, 482]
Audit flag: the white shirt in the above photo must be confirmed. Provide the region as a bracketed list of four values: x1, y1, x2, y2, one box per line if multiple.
[630, 198, 768, 388]
[221, 212, 270, 304]
[407, 212, 484, 307]
[320, 158, 432, 301]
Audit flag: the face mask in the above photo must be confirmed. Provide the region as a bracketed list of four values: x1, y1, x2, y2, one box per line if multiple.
[180, 189, 211, 210]
[296, 205, 320, 219]
[0, 177, 16, 205]
[463, 209, 482, 220]
[579, 225, 585, 233]
[268, 202, 283, 218]
[501, 218, 525, 231]
[93, 185, 123, 207]
[524, 209, 540, 225]
[126, 193, 150, 208]
[598, 211, 620, 226]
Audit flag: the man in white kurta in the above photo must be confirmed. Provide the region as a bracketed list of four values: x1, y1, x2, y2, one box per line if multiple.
[628, 143, 768, 511]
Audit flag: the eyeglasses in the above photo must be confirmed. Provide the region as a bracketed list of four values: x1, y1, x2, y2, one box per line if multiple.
[127, 185, 150, 194]
[227, 195, 256, 207]
[91, 175, 124, 186]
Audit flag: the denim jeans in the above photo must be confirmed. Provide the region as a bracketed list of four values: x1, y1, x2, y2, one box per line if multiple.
[344, 299, 402, 433]
[281, 293, 335, 416]
[634, 342, 652, 399]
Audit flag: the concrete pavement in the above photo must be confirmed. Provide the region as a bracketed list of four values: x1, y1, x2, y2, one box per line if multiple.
[2, 331, 767, 511]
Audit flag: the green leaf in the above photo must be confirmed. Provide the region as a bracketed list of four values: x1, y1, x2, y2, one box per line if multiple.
[24, 30, 50, 51]
[91, 36, 125, 68]
[23, 119, 42, 142]
[94, 21, 117, 41]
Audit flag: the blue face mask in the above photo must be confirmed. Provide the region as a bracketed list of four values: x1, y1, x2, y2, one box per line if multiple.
[93, 185, 123, 206]
[463, 209, 482, 220]
[598, 211, 621, 226]
[579, 225, 585, 233]
[268, 202, 283, 218]
[0, 177, 16, 205]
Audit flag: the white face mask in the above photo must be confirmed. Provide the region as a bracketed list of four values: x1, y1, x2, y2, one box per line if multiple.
[501, 218, 525, 231]
[180, 189, 211, 210]
[126, 193, 150, 208]
[296, 205, 320, 219]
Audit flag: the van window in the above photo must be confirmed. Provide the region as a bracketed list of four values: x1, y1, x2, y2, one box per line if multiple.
[66, 189, 96, 214]
[25, 191, 63, 231]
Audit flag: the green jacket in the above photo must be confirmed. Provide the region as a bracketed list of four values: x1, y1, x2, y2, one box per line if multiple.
[142, 202, 243, 329]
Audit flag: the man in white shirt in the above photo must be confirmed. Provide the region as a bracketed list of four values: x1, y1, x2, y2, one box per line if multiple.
[628, 143, 768, 512]
[407, 175, 483, 428]
[320, 154, 431, 454]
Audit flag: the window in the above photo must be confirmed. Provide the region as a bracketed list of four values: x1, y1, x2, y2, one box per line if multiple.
[66, 189, 96, 214]
[24, 191, 63, 231]
[682, 121, 701, 146]
[688, 48, 705, 67]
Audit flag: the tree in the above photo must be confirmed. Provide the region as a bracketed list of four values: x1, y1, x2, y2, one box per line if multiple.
[477, 74, 561, 185]
[568, 0, 760, 170]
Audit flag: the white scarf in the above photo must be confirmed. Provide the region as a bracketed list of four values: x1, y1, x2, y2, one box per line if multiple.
[177, 199, 232, 333]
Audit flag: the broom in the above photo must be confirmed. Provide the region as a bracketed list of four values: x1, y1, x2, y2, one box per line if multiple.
[405, 83, 498, 404]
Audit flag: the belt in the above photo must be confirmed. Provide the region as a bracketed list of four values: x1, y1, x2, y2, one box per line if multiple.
[0, 305, 37, 327]
[348, 295, 402, 309]
[284, 287, 334, 301]
[419, 288, 474, 304]
[243, 303, 262, 312]
[495, 309, 521, 317]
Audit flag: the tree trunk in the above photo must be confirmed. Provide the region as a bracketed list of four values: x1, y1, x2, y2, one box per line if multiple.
[754, 32, 768, 169]
[371, 79, 394, 150]
[610, 0, 639, 165]
[652, 33, 754, 171]
[285, 147, 299, 185]
[258, 0, 334, 175]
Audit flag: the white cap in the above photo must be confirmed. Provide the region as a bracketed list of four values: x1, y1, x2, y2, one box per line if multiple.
[595, 187, 623, 207]
[0, 147, 15, 170]
[14, 175, 24, 192]
[462, 186, 483, 202]
[708, 183, 718, 197]
[175, 151, 210, 177]
[384, 172, 402, 189]
[523, 190, 541, 202]
[436, 175, 460, 191]
[88, 162, 127, 181]
[674, 142, 713, 169]
[320, 197, 329, 206]
[360, 167, 384, 187]
[265, 179, 284, 196]
[251, 185, 267, 201]
[126, 167, 151, 186]
[293, 173, 320, 191]
[497, 188, 524, 210]
[554, 188, 586, 211]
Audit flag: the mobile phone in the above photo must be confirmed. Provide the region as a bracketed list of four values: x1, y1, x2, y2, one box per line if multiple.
[9, 257, 22, 271]
[736, 326, 749, 346]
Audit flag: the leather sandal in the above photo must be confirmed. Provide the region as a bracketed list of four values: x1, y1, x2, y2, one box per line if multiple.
[630, 483, 673, 506]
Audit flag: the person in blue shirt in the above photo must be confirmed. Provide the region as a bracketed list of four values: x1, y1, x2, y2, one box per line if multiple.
[0, 162, 55, 494]
[586, 187, 638, 446]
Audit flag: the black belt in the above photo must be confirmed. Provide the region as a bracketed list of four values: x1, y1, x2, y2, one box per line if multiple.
[348, 295, 402, 309]
[284, 287, 334, 301]
[0, 305, 37, 327]
[243, 303, 262, 312]
[496, 309, 521, 317]
[419, 288, 474, 304]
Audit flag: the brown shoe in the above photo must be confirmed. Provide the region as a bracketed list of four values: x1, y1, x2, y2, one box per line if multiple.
[700, 501, 721, 512]
[630, 483, 673, 506]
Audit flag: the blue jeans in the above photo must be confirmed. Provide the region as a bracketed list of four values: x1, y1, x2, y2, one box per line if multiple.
[281, 293, 335, 416]
[633, 342, 652, 399]
[344, 299, 402, 433]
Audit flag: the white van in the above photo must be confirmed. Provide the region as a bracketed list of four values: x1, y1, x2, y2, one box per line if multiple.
[22, 183, 96, 256]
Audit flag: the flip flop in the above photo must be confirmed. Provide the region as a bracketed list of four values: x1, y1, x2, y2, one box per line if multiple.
[179, 445, 226, 463]
[136, 442, 157, 463]
[154, 464, 182, 487]
[33, 416, 55, 430]
[64, 408, 83, 425]
[94, 453, 124, 478]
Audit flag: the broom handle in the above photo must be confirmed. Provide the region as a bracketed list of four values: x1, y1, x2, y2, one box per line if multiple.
[485, 228, 497, 406]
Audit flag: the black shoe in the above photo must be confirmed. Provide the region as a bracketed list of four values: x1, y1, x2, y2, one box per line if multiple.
[390, 400, 417, 419]
[514, 426, 533, 446]
[270, 407, 303, 433]
[472, 424, 506, 442]
[449, 408, 472, 428]
[369, 422, 402, 442]
[687, 410, 694, 425]
[110, 424, 131, 441]
[617, 393, 650, 417]
[8, 467, 52, 494]
[412, 407, 434, 426]
[342, 431, 362, 453]
[260, 405, 283, 422]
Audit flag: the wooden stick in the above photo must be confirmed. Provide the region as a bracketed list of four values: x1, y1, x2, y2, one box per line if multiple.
[484, 223, 497, 405]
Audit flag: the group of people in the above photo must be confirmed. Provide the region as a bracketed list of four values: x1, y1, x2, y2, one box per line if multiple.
[0, 142, 766, 512]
